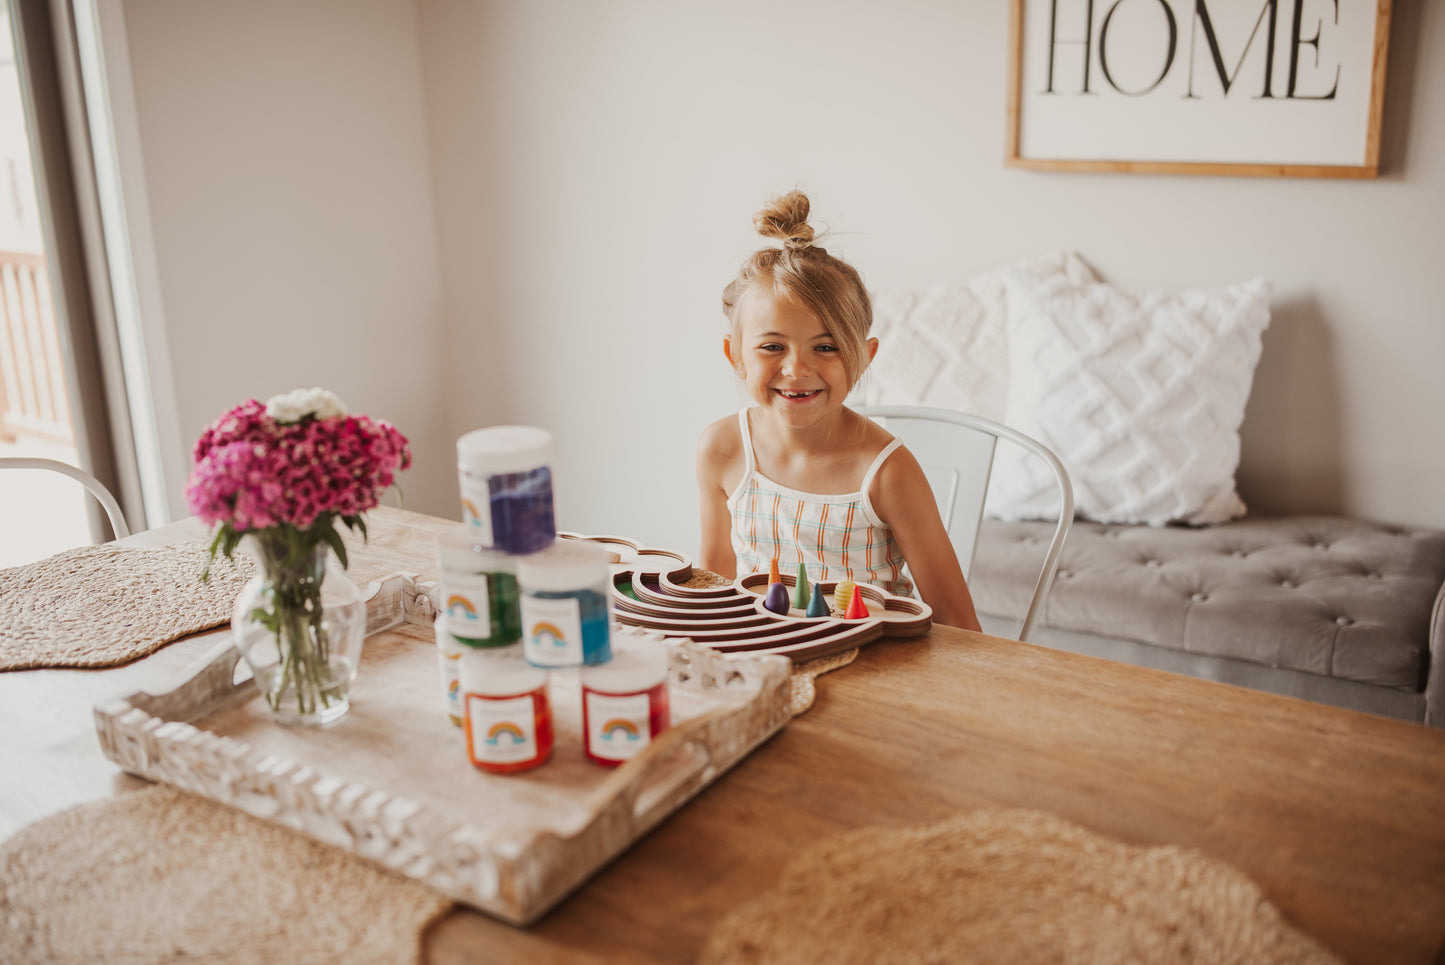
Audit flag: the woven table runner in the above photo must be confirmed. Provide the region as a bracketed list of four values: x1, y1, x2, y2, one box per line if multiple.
[699, 808, 1340, 965]
[0, 784, 452, 965]
[0, 541, 253, 671]
[681, 567, 859, 716]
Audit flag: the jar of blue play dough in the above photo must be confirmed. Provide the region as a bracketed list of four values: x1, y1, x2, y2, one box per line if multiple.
[456, 426, 557, 555]
[516, 539, 613, 669]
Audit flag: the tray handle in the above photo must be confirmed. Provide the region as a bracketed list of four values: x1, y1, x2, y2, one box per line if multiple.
[118, 637, 253, 721]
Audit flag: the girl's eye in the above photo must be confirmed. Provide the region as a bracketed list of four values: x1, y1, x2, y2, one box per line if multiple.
[815, 344, 838, 353]
[757, 343, 783, 353]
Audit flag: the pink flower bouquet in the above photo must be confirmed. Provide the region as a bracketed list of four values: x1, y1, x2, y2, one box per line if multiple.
[187, 388, 411, 558]
[186, 388, 411, 720]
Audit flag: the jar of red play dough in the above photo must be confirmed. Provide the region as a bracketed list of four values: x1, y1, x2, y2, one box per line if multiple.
[579, 635, 671, 768]
[460, 645, 553, 774]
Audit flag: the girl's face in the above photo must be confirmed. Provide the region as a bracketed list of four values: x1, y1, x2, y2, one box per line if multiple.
[725, 289, 873, 431]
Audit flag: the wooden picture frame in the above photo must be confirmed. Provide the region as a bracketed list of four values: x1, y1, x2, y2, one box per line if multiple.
[1006, 0, 1393, 178]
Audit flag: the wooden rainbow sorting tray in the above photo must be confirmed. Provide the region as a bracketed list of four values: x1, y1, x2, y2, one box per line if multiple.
[565, 532, 933, 662]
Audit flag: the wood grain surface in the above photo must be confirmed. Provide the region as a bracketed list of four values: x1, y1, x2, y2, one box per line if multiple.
[425, 623, 1445, 965]
[3, 508, 1443, 964]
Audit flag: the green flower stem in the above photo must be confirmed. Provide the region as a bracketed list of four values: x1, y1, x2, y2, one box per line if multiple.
[249, 525, 339, 716]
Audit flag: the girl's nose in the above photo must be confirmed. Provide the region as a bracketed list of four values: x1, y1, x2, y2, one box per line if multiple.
[783, 350, 812, 377]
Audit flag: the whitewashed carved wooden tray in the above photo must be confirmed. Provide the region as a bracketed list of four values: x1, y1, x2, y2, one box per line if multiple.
[93, 572, 793, 926]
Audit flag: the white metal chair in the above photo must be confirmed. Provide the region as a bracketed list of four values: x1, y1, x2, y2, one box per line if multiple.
[0, 456, 130, 541]
[857, 405, 1073, 642]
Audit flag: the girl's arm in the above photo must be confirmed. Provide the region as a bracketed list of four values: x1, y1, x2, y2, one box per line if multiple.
[871, 446, 982, 632]
[696, 417, 740, 579]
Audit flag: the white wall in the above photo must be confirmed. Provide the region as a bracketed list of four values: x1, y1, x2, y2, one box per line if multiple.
[118, 0, 451, 517]
[118, 0, 1445, 555]
[413, 0, 1444, 551]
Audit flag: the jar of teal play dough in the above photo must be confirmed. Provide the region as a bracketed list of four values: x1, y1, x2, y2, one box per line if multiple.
[436, 525, 521, 648]
[516, 539, 613, 668]
[456, 426, 557, 555]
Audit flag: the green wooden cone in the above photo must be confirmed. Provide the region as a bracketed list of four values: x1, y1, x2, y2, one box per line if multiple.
[794, 564, 810, 610]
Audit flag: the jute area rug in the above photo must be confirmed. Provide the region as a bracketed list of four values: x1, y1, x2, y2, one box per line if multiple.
[0, 541, 253, 671]
[0, 784, 452, 965]
[699, 808, 1341, 965]
[681, 567, 857, 717]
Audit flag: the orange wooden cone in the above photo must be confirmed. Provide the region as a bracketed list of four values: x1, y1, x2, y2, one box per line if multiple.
[844, 588, 869, 620]
[769, 557, 780, 585]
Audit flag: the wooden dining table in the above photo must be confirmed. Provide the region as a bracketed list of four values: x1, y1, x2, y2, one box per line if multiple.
[3, 507, 1445, 964]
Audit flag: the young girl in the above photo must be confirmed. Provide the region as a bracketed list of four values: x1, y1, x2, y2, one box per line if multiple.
[696, 190, 982, 631]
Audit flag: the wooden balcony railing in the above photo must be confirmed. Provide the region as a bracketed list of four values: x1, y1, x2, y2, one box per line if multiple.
[0, 250, 72, 445]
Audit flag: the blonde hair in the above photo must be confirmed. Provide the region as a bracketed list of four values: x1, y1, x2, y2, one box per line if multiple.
[722, 191, 873, 387]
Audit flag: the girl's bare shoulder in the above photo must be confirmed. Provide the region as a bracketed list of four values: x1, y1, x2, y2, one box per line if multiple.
[698, 412, 744, 459]
[843, 406, 898, 454]
[697, 413, 749, 492]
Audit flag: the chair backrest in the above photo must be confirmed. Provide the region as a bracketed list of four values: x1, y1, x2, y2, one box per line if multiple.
[0, 457, 130, 543]
[857, 405, 1073, 642]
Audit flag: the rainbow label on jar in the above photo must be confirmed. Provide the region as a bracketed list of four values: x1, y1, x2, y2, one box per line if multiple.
[521, 596, 584, 666]
[459, 477, 494, 547]
[443, 571, 492, 638]
[586, 692, 651, 762]
[439, 650, 463, 722]
[466, 694, 538, 764]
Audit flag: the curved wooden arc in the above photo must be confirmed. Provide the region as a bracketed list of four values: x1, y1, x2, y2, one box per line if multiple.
[571, 535, 933, 663]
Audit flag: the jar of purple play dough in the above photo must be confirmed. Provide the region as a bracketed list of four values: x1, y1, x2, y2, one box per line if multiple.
[457, 426, 557, 555]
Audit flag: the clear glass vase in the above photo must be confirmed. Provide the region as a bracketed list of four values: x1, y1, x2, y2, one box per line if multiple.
[231, 533, 366, 725]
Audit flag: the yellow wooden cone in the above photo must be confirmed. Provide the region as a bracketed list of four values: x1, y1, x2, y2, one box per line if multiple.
[835, 580, 855, 614]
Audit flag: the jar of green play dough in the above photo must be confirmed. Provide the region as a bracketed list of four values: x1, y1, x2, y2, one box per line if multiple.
[516, 539, 613, 668]
[436, 526, 522, 648]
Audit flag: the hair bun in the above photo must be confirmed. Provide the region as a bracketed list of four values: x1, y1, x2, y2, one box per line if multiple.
[754, 190, 815, 250]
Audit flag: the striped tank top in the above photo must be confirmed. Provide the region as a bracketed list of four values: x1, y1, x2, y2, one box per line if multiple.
[727, 409, 914, 597]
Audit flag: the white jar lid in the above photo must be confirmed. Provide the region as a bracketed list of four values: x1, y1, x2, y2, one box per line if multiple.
[515, 539, 613, 592]
[457, 426, 554, 476]
[459, 644, 548, 696]
[434, 616, 467, 655]
[581, 632, 670, 692]
[436, 525, 513, 572]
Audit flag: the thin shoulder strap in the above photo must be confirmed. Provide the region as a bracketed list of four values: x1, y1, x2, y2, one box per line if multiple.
[737, 408, 757, 472]
[859, 439, 903, 496]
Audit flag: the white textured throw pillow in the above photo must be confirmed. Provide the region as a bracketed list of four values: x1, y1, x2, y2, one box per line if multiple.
[992, 273, 1271, 526]
[854, 252, 1097, 421]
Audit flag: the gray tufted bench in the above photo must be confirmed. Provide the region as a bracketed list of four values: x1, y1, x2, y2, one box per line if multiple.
[972, 516, 1445, 727]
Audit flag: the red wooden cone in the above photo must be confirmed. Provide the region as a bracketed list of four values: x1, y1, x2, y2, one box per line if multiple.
[844, 589, 869, 620]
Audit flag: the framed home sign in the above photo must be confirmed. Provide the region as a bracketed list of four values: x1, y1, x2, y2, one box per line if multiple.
[1006, 0, 1393, 177]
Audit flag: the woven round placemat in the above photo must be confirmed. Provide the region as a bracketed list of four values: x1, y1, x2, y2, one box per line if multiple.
[788, 648, 857, 715]
[680, 568, 859, 716]
[0, 541, 253, 671]
[0, 784, 452, 965]
[699, 808, 1340, 965]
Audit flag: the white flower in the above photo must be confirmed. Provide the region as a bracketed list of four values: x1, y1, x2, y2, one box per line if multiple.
[265, 387, 349, 423]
